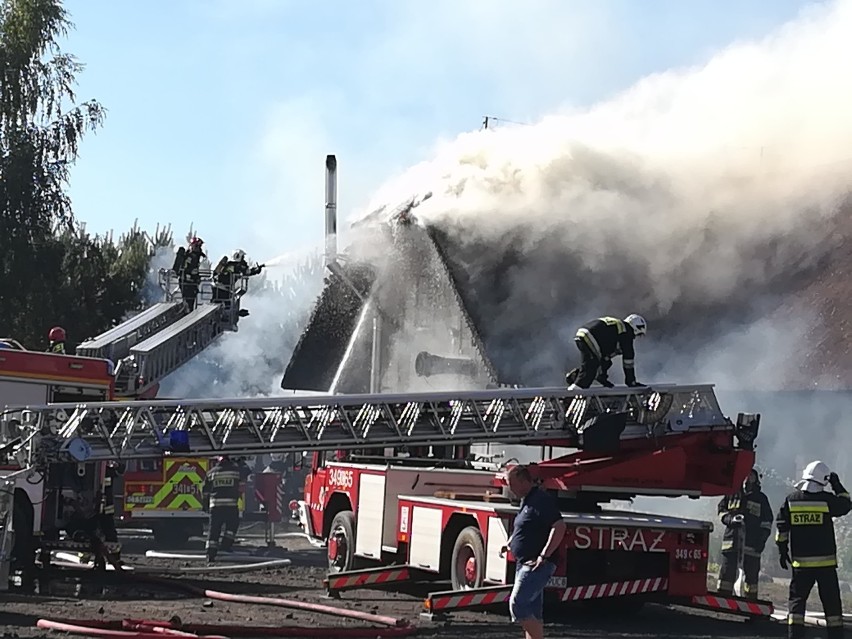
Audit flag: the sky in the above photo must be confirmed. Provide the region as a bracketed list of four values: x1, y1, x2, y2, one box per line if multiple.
[60, 0, 822, 266]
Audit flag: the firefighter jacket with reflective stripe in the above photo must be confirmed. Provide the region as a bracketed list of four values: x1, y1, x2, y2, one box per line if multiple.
[204, 462, 242, 508]
[98, 463, 122, 515]
[575, 317, 637, 382]
[48, 341, 66, 354]
[775, 483, 851, 568]
[180, 249, 204, 284]
[718, 488, 773, 555]
[215, 258, 261, 289]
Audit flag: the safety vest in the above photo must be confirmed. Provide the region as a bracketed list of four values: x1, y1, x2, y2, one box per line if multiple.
[775, 487, 852, 568]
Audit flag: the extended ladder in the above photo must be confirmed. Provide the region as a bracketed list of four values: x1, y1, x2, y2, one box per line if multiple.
[76, 302, 185, 363]
[0, 384, 738, 466]
[76, 267, 253, 398]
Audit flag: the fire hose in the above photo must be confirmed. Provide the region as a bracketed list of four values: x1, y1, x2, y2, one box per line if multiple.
[138, 575, 408, 627]
[39, 618, 417, 638]
[36, 563, 416, 637]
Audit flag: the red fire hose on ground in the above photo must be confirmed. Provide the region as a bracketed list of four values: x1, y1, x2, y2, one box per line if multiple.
[38, 618, 417, 638]
[137, 575, 406, 627]
[36, 565, 418, 638]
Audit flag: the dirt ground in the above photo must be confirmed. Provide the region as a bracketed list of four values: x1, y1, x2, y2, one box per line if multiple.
[0, 523, 846, 639]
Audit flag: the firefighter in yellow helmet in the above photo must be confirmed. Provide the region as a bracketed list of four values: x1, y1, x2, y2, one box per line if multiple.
[775, 461, 851, 639]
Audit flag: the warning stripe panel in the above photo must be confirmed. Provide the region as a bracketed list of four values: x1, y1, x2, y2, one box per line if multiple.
[561, 577, 668, 602]
[328, 568, 411, 591]
[429, 588, 512, 611]
[691, 594, 773, 616]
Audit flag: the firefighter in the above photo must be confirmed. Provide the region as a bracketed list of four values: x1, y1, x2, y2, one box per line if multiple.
[776, 460, 851, 639]
[212, 249, 264, 311]
[716, 467, 772, 599]
[47, 326, 66, 354]
[203, 455, 250, 561]
[95, 461, 125, 570]
[177, 237, 206, 311]
[566, 314, 647, 390]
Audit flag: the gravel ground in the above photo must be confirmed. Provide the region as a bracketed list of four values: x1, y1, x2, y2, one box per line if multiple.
[0, 524, 836, 639]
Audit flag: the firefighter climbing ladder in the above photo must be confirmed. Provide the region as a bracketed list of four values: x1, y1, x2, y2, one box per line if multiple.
[0, 384, 744, 466]
[75, 268, 252, 398]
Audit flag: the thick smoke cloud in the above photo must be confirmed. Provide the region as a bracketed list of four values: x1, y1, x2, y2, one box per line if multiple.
[346, 0, 852, 526]
[358, 0, 852, 392]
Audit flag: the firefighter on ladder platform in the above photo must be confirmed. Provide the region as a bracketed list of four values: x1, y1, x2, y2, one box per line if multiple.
[46, 326, 66, 354]
[566, 314, 647, 390]
[212, 248, 264, 315]
[203, 455, 249, 562]
[776, 460, 851, 639]
[177, 237, 206, 311]
[716, 467, 772, 599]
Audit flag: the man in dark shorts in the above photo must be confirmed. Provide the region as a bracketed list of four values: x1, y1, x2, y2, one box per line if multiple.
[501, 465, 566, 639]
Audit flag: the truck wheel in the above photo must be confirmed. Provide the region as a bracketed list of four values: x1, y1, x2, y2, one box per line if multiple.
[327, 510, 356, 573]
[451, 526, 485, 590]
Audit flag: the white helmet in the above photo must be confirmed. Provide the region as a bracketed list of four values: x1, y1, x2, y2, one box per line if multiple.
[232, 249, 246, 261]
[625, 313, 647, 337]
[802, 460, 831, 483]
[799, 460, 831, 493]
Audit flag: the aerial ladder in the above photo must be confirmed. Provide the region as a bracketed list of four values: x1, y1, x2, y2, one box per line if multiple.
[2, 383, 758, 495]
[75, 265, 254, 398]
[0, 383, 759, 592]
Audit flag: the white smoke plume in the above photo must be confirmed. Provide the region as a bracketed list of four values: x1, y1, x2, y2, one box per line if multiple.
[356, 0, 852, 392]
[342, 0, 852, 527]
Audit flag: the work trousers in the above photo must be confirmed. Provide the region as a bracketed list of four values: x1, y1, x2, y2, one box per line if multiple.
[570, 339, 610, 389]
[788, 566, 844, 639]
[206, 506, 239, 560]
[717, 549, 761, 599]
[180, 281, 199, 310]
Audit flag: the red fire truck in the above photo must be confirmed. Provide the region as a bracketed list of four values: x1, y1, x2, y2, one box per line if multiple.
[3, 381, 772, 620]
[288, 384, 773, 619]
[0, 344, 120, 571]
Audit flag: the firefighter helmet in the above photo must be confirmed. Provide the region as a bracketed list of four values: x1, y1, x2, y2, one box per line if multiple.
[802, 460, 831, 484]
[233, 249, 246, 261]
[798, 460, 832, 493]
[625, 314, 647, 337]
[49, 326, 66, 342]
[190, 237, 204, 248]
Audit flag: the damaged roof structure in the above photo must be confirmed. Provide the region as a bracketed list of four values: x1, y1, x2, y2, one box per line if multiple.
[280, 202, 505, 394]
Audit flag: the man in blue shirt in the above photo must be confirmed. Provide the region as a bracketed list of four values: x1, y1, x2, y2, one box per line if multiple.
[501, 465, 566, 639]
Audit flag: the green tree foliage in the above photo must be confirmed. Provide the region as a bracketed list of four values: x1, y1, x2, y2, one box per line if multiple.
[0, 0, 165, 348]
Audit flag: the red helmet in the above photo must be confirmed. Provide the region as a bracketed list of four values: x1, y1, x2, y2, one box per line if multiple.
[190, 237, 204, 247]
[49, 326, 66, 342]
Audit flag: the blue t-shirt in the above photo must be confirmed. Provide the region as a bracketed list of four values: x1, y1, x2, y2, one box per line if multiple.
[509, 486, 562, 563]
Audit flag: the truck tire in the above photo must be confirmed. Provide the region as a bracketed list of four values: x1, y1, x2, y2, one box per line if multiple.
[451, 526, 485, 590]
[327, 510, 356, 573]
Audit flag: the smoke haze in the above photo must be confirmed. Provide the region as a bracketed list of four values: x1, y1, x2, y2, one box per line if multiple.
[341, 0, 852, 523]
[357, 0, 852, 393]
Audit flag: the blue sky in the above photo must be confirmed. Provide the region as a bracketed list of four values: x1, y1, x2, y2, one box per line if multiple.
[61, 0, 820, 265]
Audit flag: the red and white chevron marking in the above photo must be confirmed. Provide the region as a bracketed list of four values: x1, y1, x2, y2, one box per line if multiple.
[691, 594, 773, 616]
[561, 577, 668, 602]
[428, 589, 512, 611]
[327, 568, 411, 591]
